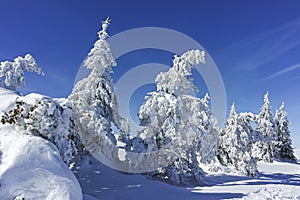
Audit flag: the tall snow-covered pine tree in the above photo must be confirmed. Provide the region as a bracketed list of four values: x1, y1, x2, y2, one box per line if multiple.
[253, 92, 277, 162]
[68, 18, 129, 159]
[275, 102, 296, 161]
[197, 93, 220, 164]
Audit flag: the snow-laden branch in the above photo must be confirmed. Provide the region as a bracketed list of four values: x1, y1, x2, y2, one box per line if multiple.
[155, 49, 205, 95]
[0, 54, 44, 90]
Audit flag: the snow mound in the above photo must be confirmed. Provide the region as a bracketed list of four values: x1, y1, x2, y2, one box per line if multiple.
[0, 126, 82, 200]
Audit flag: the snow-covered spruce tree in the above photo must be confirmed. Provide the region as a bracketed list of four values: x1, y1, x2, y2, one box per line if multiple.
[218, 103, 237, 166]
[135, 50, 210, 186]
[217, 103, 257, 176]
[197, 93, 220, 164]
[275, 102, 296, 161]
[0, 54, 44, 90]
[0, 94, 79, 165]
[253, 92, 277, 162]
[68, 18, 129, 159]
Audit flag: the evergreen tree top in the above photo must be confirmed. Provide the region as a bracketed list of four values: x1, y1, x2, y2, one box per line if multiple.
[98, 17, 111, 40]
[263, 91, 270, 108]
[259, 91, 273, 121]
[83, 17, 116, 74]
[229, 103, 236, 118]
[279, 102, 285, 111]
[276, 102, 288, 122]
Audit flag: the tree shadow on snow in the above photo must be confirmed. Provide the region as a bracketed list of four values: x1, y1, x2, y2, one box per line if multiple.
[188, 192, 245, 200]
[204, 174, 255, 186]
[203, 171, 300, 188]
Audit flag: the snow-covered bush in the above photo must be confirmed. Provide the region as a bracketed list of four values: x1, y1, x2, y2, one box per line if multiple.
[0, 54, 44, 90]
[275, 102, 296, 161]
[0, 94, 79, 165]
[217, 104, 258, 176]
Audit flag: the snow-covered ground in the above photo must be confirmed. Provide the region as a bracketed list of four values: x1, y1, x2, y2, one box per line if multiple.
[0, 88, 299, 199]
[192, 156, 300, 199]
[76, 150, 300, 200]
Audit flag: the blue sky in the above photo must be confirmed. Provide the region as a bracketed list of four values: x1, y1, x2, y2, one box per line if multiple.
[1, 0, 300, 147]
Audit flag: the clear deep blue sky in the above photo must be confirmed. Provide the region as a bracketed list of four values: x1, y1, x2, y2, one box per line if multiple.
[1, 0, 300, 147]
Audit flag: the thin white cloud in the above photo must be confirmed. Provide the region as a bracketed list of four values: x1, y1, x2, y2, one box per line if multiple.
[265, 62, 300, 80]
[218, 18, 300, 71]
